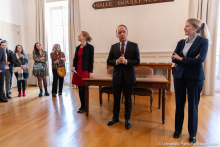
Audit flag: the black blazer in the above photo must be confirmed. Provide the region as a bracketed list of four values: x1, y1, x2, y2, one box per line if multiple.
[107, 41, 140, 84]
[6, 49, 14, 73]
[0, 47, 6, 73]
[172, 36, 209, 80]
[73, 43, 94, 73]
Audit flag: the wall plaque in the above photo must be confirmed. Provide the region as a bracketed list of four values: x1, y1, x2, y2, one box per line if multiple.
[92, 0, 174, 10]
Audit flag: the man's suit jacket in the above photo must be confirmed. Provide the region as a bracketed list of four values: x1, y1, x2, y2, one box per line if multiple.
[0, 47, 6, 73]
[107, 41, 140, 84]
[6, 49, 14, 73]
[172, 36, 209, 80]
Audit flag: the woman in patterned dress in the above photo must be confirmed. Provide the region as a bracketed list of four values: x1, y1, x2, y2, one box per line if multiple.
[33, 42, 50, 96]
[50, 44, 66, 97]
[71, 31, 94, 113]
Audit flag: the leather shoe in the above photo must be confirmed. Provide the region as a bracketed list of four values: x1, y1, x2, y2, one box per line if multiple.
[52, 93, 56, 97]
[79, 108, 85, 113]
[107, 118, 119, 126]
[189, 137, 196, 144]
[77, 108, 85, 113]
[125, 119, 131, 129]
[0, 98, 8, 102]
[77, 108, 82, 113]
[7, 93, 11, 98]
[173, 131, 181, 138]
[9, 91, 12, 94]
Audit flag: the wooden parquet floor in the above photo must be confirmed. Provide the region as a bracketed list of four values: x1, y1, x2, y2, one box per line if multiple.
[0, 86, 220, 147]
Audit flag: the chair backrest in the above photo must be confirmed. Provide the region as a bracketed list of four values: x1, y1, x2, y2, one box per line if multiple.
[135, 66, 153, 75]
[107, 67, 113, 74]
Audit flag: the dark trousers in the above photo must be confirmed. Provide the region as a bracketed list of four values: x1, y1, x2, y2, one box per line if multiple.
[4, 69, 11, 93]
[174, 74, 203, 137]
[0, 72, 5, 98]
[112, 75, 133, 120]
[78, 86, 85, 109]
[15, 73, 26, 91]
[52, 69, 63, 94]
[10, 70, 13, 89]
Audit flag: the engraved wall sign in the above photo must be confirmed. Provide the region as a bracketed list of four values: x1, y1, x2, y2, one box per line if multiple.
[92, 0, 174, 10]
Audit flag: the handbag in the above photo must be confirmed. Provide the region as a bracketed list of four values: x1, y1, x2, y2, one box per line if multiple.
[33, 63, 44, 71]
[13, 67, 18, 73]
[57, 59, 66, 77]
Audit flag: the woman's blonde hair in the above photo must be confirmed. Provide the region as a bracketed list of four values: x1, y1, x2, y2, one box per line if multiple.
[52, 44, 61, 52]
[81, 31, 92, 42]
[187, 18, 211, 43]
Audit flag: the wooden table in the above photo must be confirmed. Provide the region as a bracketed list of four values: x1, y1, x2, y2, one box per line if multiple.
[83, 74, 169, 124]
[107, 63, 172, 92]
[107, 63, 172, 109]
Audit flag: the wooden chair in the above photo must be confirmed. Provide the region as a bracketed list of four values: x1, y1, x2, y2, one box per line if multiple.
[122, 66, 153, 112]
[99, 68, 114, 106]
[134, 66, 153, 112]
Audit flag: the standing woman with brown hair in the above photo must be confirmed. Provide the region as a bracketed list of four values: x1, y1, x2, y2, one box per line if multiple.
[172, 18, 211, 143]
[13, 45, 29, 97]
[71, 31, 94, 113]
[33, 42, 50, 96]
[50, 44, 66, 97]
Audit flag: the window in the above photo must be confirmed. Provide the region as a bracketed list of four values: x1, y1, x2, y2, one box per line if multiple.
[215, 3, 220, 91]
[46, 1, 70, 84]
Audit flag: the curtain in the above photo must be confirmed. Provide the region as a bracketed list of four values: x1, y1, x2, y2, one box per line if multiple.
[189, 0, 220, 95]
[68, 0, 81, 86]
[36, 0, 50, 84]
[36, 0, 46, 49]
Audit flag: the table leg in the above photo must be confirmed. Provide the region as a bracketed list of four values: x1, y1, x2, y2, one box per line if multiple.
[162, 89, 166, 124]
[158, 89, 161, 109]
[99, 86, 102, 106]
[85, 85, 89, 116]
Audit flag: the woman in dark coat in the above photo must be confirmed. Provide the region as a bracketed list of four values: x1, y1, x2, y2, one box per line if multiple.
[72, 31, 94, 113]
[172, 18, 211, 144]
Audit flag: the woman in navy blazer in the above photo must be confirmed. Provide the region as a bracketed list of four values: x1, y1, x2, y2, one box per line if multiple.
[172, 18, 210, 144]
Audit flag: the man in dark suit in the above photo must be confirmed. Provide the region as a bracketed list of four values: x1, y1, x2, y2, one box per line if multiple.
[1, 40, 13, 98]
[0, 46, 8, 102]
[107, 25, 140, 129]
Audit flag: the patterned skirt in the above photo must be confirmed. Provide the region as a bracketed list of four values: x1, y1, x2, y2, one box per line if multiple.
[33, 63, 49, 76]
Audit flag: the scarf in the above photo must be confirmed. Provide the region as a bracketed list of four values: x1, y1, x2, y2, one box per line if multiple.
[16, 53, 29, 81]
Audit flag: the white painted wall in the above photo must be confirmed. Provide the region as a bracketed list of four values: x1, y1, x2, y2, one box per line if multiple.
[23, 0, 190, 54]
[79, 0, 189, 53]
[5, 0, 189, 90]
[0, 0, 26, 49]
